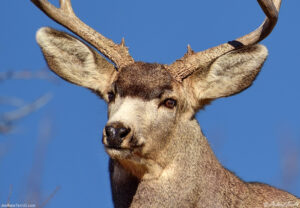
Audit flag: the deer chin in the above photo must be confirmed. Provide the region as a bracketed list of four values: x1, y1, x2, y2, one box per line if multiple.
[105, 147, 133, 160]
[106, 146, 163, 180]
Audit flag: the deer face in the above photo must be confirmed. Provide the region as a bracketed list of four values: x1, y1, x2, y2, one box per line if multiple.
[102, 62, 187, 161]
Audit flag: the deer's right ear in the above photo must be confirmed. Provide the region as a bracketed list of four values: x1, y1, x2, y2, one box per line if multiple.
[36, 27, 116, 97]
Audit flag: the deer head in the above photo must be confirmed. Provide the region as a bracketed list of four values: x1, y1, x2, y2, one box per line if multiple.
[32, 0, 281, 181]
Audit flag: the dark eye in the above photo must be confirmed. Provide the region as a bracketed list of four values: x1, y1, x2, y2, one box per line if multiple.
[163, 98, 177, 109]
[108, 92, 115, 103]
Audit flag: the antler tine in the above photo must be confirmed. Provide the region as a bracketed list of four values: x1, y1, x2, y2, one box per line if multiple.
[60, 0, 74, 14]
[237, 0, 280, 45]
[168, 0, 282, 82]
[31, 0, 134, 69]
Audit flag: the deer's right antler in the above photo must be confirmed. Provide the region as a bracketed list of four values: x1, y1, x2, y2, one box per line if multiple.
[31, 0, 134, 69]
[168, 0, 282, 82]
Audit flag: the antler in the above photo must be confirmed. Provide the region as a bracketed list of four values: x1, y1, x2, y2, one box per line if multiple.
[31, 0, 134, 69]
[168, 0, 282, 81]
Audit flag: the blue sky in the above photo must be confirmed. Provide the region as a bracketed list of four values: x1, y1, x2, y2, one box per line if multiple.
[1, 0, 299, 207]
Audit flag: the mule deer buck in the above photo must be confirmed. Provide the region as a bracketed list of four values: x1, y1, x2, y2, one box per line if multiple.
[31, 0, 299, 207]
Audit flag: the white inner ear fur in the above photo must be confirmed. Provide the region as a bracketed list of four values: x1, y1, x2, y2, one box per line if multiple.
[194, 44, 268, 100]
[36, 27, 115, 95]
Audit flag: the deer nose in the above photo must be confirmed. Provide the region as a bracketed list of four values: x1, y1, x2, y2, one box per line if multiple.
[105, 123, 131, 148]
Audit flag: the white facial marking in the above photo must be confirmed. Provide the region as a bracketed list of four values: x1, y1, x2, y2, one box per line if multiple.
[109, 97, 145, 127]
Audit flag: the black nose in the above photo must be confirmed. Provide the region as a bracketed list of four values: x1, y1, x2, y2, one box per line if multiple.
[105, 122, 131, 148]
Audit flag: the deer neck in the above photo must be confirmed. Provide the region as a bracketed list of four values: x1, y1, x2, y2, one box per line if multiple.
[155, 118, 221, 172]
[150, 118, 249, 204]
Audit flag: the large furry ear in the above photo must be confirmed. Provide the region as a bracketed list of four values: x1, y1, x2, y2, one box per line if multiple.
[189, 44, 268, 107]
[36, 27, 116, 97]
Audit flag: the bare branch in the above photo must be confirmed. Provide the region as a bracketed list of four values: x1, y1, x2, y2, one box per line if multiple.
[0, 69, 57, 83]
[2, 93, 52, 122]
[0, 97, 26, 107]
[38, 186, 60, 208]
[279, 130, 300, 191]
[24, 118, 60, 207]
[7, 185, 13, 205]
[0, 93, 52, 134]
[0, 123, 13, 134]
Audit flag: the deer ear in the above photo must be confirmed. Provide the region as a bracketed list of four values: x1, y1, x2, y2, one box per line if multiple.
[36, 27, 116, 97]
[190, 44, 268, 104]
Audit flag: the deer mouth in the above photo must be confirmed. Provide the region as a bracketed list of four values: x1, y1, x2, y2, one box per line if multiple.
[105, 147, 132, 160]
[103, 135, 144, 159]
[105, 146, 144, 161]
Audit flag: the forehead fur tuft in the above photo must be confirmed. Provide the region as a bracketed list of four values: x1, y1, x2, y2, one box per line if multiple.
[115, 62, 173, 100]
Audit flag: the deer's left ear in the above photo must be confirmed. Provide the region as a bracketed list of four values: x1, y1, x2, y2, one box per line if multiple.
[189, 44, 268, 104]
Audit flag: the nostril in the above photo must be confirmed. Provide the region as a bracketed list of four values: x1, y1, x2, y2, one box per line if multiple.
[119, 127, 131, 138]
[105, 126, 116, 138]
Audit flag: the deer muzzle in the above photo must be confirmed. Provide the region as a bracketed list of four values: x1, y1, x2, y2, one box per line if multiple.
[103, 122, 131, 149]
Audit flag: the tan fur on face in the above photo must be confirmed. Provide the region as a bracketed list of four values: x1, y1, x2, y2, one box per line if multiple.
[105, 95, 179, 178]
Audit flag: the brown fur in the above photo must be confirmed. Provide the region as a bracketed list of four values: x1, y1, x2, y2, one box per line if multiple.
[115, 62, 173, 100]
[35, 27, 300, 208]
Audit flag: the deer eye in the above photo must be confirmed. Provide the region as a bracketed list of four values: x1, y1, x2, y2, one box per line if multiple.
[108, 92, 115, 103]
[163, 98, 177, 109]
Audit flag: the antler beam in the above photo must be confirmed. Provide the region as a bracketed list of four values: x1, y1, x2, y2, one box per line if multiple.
[168, 0, 282, 81]
[31, 0, 134, 69]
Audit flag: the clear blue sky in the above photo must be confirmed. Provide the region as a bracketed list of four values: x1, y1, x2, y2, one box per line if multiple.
[1, 0, 299, 207]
